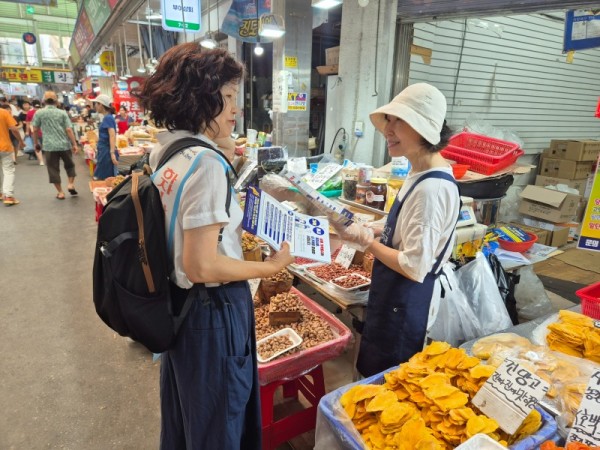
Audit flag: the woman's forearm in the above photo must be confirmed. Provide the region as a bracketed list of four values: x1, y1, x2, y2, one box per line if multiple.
[368, 240, 417, 281]
[185, 254, 281, 284]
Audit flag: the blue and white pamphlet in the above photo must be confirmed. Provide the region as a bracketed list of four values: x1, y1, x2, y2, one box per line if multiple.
[242, 187, 332, 263]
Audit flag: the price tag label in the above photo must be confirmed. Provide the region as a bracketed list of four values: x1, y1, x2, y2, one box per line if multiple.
[303, 163, 342, 190]
[472, 358, 549, 435]
[287, 157, 307, 174]
[353, 213, 376, 224]
[567, 370, 600, 446]
[248, 279, 261, 300]
[334, 244, 356, 269]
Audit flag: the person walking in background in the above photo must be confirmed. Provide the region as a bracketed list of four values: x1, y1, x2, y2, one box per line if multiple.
[0, 104, 25, 205]
[92, 95, 118, 180]
[31, 91, 79, 200]
[25, 99, 44, 165]
[115, 105, 133, 135]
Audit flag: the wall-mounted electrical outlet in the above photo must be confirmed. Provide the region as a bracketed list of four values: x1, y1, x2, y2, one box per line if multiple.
[354, 121, 364, 137]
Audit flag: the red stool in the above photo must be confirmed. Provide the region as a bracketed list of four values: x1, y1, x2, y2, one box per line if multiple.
[260, 365, 326, 450]
[95, 201, 103, 222]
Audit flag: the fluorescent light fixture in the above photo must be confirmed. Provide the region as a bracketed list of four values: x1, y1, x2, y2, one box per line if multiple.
[93, 86, 101, 93]
[137, 66, 147, 73]
[146, 12, 162, 20]
[254, 42, 264, 56]
[259, 14, 285, 38]
[312, 0, 343, 9]
[200, 34, 218, 49]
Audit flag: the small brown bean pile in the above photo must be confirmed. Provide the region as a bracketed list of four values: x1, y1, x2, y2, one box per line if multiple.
[242, 232, 260, 252]
[333, 273, 370, 289]
[257, 335, 293, 360]
[270, 292, 300, 312]
[263, 268, 293, 283]
[308, 263, 370, 282]
[254, 295, 336, 358]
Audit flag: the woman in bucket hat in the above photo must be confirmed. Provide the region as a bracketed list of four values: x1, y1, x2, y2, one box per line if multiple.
[331, 83, 461, 377]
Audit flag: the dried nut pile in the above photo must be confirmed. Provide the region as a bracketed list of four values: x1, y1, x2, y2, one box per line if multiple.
[242, 232, 260, 252]
[257, 335, 293, 360]
[111, 175, 126, 187]
[309, 263, 371, 282]
[255, 295, 335, 355]
[270, 292, 301, 312]
[263, 268, 293, 283]
[333, 274, 370, 289]
[294, 256, 319, 266]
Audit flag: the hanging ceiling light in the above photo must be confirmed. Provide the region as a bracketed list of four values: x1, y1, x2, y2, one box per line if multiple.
[200, 0, 217, 48]
[145, 8, 162, 20]
[254, 36, 264, 56]
[122, 27, 132, 78]
[118, 31, 128, 80]
[312, 0, 343, 9]
[258, 13, 285, 38]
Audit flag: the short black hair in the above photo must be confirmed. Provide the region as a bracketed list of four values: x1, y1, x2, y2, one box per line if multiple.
[137, 43, 245, 135]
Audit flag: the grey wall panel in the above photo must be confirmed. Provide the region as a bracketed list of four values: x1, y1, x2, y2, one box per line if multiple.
[408, 14, 600, 154]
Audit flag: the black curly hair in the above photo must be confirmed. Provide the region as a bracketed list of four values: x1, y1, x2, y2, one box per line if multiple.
[136, 43, 245, 135]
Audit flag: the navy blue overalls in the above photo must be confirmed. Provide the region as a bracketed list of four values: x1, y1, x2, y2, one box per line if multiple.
[356, 171, 458, 378]
[160, 281, 262, 450]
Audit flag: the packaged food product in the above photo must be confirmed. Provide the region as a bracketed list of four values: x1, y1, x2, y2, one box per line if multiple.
[365, 178, 387, 210]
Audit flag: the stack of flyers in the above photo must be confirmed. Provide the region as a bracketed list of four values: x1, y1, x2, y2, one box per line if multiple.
[242, 187, 332, 264]
[285, 173, 354, 228]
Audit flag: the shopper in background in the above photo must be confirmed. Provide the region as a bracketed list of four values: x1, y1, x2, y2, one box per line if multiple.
[138, 43, 294, 450]
[25, 99, 44, 165]
[92, 95, 118, 180]
[330, 83, 460, 377]
[0, 104, 25, 205]
[115, 105, 133, 135]
[31, 91, 79, 200]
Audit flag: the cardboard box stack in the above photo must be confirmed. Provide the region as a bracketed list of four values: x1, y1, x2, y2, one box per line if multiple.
[516, 139, 599, 247]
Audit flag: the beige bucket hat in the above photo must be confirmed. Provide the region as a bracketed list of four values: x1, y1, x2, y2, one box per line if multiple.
[370, 83, 447, 145]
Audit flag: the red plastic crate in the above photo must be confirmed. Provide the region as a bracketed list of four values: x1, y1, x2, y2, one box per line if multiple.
[257, 287, 352, 386]
[441, 146, 524, 175]
[447, 132, 520, 163]
[576, 281, 600, 320]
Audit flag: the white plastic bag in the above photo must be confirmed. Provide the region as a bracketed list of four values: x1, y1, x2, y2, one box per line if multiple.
[514, 266, 556, 321]
[428, 265, 482, 347]
[456, 253, 513, 336]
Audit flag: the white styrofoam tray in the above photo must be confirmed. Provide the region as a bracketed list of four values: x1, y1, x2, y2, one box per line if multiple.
[455, 434, 505, 450]
[256, 327, 303, 364]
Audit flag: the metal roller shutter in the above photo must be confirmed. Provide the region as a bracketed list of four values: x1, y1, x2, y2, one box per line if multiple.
[408, 13, 600, 153]
[398, 1, 600, 22]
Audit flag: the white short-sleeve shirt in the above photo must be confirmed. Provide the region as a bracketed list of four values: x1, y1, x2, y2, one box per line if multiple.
[390, 167, 459, 283]
[150, 130, 243, 288]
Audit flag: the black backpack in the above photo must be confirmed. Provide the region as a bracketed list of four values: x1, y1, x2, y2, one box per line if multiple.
[93, 137, 235, 353]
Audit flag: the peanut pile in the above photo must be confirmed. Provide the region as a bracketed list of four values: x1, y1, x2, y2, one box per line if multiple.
[263, 268, 293, 283]
[332, 273, 370, 289]
[270, 292, 301, 312]
[255, 294, 335, 356]
[308, 263, 371, 282]
[242, 232, 260, 252]
[257, 335, 294, 360]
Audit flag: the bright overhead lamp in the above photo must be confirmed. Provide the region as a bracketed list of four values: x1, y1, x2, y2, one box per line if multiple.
[312, 0, 343, 9]
[258, 14, 285, 38]
[137, 66, 147, 74]
[254, 43, 264, 56]
[200, 33, 218, 49]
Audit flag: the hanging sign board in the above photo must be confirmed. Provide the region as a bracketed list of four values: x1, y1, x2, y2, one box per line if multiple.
[22, 32, 37, 45]
[564, 10, 600, 52]
[84, 0, 112, 34]
[161, 0, 201, 32]
[471, 358, 549, 434]
[99, 50, 116, 73]
[567, 370, 600, 446]
[221, 0, 271, 43]
[334, 245, 356, 269]
[577, 155, 600, 252]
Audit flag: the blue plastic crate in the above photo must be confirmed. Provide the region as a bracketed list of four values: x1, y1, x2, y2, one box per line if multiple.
[318, 370, 558, 450]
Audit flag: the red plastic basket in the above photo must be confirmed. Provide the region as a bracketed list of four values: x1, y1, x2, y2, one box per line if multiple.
[257, 287, 352, 385]
[441, 146, 524, 175]
[576, 281, 600, 320]
[448, 132, 521, 163]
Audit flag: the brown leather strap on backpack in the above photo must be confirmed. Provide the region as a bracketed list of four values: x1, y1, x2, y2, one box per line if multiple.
[131, 172, 156, 294]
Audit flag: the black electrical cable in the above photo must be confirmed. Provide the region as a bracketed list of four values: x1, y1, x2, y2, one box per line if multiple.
[328, 127, 347, 156]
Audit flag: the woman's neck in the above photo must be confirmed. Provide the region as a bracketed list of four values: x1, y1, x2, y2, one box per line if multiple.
[408, 151, 448, 173]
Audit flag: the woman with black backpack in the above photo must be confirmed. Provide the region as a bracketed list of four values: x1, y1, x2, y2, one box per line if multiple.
[137, 43, 294, 450]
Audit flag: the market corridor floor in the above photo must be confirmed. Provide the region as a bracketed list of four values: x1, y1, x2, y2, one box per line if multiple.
[1, 155, 161, 449]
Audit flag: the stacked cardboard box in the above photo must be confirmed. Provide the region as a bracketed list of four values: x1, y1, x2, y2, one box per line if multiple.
[539, 139, 599, 185]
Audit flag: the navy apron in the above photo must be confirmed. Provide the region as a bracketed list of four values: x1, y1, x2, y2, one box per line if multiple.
[160, 281, 261, 450]
[356, 171, 458, 378]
